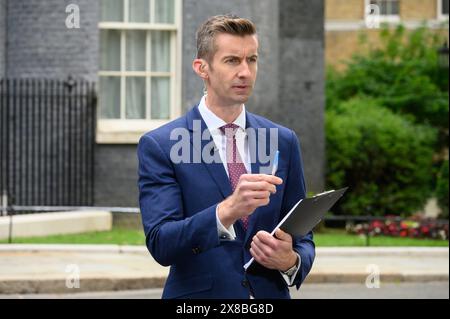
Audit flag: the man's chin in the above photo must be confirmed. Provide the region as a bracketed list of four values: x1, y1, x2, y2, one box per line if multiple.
[236, 96, 249, 104]
[232, 93, 251, 104]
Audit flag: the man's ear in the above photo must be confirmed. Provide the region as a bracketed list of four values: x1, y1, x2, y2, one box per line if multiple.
[192, 58, 208, 79]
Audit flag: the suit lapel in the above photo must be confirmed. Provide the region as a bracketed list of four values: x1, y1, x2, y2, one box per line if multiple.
[186, 106, 232, 199]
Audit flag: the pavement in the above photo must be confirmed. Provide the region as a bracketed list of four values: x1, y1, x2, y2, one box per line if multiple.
[0, 245, 448, 295]
[2, 282, 448, 299]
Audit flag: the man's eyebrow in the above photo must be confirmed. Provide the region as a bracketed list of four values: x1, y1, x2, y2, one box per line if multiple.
[221, 54, 258, 60]
[221, 55, 240, 60]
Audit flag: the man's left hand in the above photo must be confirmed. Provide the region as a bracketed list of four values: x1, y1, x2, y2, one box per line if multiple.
[250, 229, 298, 272]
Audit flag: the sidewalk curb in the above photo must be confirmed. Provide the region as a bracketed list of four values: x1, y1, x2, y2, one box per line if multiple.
[304, 273, 449, 284]
[315, 247, 449, 257]
[0, 273, 448, 295]
[0, 244, 448, 256]
[0, 244, 148, 254]
[0, 245, 448, 294]
[0, 277, 167, 294]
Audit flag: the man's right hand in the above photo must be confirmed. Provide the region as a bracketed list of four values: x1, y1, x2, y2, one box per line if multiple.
[217, 174, 283, 229]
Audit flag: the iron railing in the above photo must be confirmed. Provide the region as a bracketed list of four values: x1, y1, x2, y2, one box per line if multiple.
[0, 77, 97, 208]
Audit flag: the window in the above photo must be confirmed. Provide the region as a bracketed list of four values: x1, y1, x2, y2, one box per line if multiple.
[366, 0, 400, 23]
[438, 0, 449, 20]
[370, 0, 399, 15]
[98, 0, 181, 143]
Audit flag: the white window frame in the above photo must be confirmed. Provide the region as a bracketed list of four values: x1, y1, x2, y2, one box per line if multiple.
[97, 0, 182, 144]
[437, 0, 449, 21]
[365, 0, 401, 24]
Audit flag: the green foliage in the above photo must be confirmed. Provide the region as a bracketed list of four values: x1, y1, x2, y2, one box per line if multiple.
[326, 24, 448, 217]
[313, 230, 448, 247]
[326, 98, 437, 217]
[436, 160, 449, 219]
[326, 24, 449, 150]
[1, 227, 146, 245]
[1, 227, 448, 247]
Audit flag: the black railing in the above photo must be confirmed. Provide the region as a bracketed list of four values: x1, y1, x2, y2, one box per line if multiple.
[0, 77, 96, 208]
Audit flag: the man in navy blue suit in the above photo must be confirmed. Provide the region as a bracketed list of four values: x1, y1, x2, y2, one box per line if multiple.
[138, 14, 315, 299]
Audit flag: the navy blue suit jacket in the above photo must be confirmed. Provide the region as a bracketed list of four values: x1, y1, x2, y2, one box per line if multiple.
[137, 105, 315, 299]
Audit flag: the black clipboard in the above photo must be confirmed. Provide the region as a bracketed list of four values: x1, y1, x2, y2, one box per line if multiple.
[244, 187, 348, 270]
[279, 187, 348, 237]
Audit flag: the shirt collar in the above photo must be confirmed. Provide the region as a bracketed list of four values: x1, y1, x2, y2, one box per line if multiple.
[198, 95, 246, 132]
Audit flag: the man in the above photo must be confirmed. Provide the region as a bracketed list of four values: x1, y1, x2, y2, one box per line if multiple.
[138, 15, 315, 299]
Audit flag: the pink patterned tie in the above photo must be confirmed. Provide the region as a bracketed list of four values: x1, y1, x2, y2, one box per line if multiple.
[220, 123, 249, 230]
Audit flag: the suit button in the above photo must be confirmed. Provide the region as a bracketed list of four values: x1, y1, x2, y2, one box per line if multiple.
[241, 280, 249, 288]
[192, 247, 200, 254]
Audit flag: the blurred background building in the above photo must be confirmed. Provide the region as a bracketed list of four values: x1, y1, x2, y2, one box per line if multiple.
[326, 0, 449, 69]
[0, 0, 325, 207]
[0, 0, 448, 210]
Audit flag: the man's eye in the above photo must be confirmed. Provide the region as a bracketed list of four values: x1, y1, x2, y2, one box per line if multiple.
[226, 59, 238, 64]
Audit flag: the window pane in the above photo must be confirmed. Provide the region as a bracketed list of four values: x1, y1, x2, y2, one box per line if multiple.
[443, 0, 449, 15]
[151, 77, 170, 119]
[380, 1, 388, 15]
[370, 0, 399, 16]
[99, 77, 121, 119]
[129, 0, 150, 23]
[151, 31, 171, 72]
[389, 1, 399, 15]
[154, 0, 175, 23]
[100, 30, 121, 71]
[101, 0, 123, 22]
[126, 31, 146, 71]
[126, 77, 146, 119]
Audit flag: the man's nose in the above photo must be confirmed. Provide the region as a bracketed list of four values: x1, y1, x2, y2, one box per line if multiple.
[237, 61, 252, 78]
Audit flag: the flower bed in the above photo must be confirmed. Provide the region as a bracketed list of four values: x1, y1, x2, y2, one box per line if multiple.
[346, 215, 449, 240]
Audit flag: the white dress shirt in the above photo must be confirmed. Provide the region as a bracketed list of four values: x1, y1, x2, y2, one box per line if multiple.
[197, 96, 300, 287]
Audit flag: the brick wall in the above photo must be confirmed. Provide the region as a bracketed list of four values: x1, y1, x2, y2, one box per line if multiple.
[325, 0, 448, 69]
[326, 0, 364, 20]
[0, 0, 5, 77]
[401, 0, 437, 20]
[94, 145, 139, 207]
[5, 0, 98, 81]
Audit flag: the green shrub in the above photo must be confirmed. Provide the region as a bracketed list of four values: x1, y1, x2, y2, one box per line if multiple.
[436, 160, 449, 219]
[326, 98, 437, 217]
[326, 24, 449, 151]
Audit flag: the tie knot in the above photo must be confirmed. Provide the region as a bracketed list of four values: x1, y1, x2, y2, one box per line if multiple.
[220, 123, 240, 138]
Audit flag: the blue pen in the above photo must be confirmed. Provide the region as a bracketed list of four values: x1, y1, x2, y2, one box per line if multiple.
[271, 150, 279, 175]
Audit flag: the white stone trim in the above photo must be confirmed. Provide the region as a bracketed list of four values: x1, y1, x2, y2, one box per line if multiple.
[96, 119, 169, 144]
[437, 0, 449, 21]
[326, 19, 449, 31]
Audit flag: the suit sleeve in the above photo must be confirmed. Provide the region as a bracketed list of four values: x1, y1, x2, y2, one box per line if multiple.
[138, 134, 220, 267]
[280, 130, 316, 289]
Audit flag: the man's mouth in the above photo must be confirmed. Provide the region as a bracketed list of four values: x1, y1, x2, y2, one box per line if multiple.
[232, 85, 249, 90]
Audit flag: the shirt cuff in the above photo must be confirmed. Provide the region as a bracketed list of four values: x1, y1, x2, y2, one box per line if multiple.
[280, 253, 302, 286]
[216, 205, 236, 241]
